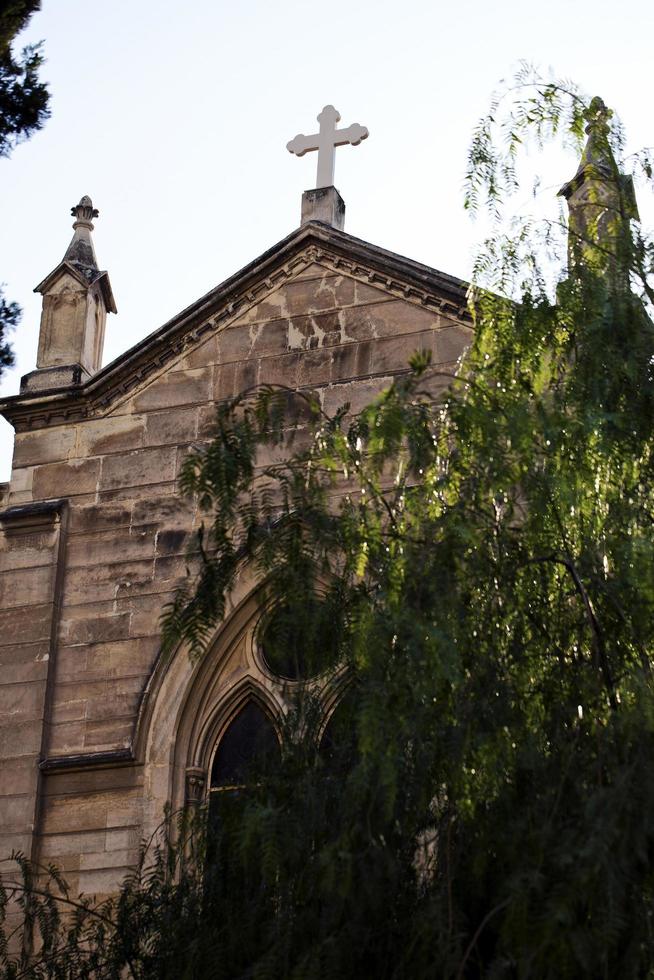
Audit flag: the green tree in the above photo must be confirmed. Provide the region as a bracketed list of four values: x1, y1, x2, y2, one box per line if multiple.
[2, 71, 654, 978]
[0, 1, 50, 377]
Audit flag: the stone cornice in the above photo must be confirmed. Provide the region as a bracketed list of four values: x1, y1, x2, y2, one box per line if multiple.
[0, 222, 472, 432]
[0, 498, 67, 534]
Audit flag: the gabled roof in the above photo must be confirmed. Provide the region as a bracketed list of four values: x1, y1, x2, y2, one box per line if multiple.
[0, 221, 471, 432]
[33, 260, 117, 315]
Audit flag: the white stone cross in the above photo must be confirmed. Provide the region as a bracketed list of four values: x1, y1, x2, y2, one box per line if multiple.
[287, 105, 369, 189]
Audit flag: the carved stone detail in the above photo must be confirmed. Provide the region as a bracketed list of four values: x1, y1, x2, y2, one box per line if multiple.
[185, 766, 207, 806]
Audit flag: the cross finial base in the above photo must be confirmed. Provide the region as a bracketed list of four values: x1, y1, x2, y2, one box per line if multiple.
[301, 186, 345, 231]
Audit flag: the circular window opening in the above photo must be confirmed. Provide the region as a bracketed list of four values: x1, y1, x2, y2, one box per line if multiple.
[259, 599, 342, 680]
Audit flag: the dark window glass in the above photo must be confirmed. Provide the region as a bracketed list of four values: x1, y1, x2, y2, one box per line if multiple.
[206, 703, 280, 923]
[210, 701, 279, 789]
[319, 693, 358, 774]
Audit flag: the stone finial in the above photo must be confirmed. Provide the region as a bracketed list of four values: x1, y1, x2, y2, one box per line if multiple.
[584, 96, 612, 136]
[63, 195, 100, 273]
[558, 95, 638, 275]
[21, 194, 116, 393]
[71, 195, 99, 227]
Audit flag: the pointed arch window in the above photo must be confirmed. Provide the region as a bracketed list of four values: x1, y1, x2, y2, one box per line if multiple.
[206, 700, 280, 904]
[319, 689, 358, 774]
[210, 700, 280, 792]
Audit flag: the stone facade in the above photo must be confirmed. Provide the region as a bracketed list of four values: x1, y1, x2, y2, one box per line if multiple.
[0, 214, 472, 896]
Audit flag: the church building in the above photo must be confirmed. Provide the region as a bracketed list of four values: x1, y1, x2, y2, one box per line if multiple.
[0, 104, 604, 896]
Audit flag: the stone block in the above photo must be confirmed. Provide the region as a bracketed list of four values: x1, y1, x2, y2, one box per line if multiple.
[257, 352, 300, 388]
[287, 310, 340, 350]
[76, 416, 145, 457]
[0, 603, 52, 646]
[0, 680, 45, 721]
[217, 325, 253, 362]
[0, 756, 38, 796]
[370, 298, 441, 336]
[0, 794, 34, 832]
[105, 825, 141, 852]
[50, 697, 86, 725]
[179, 332, 219, 370]
[97, 481, 176, 505]
[144, 408, 198, 447]
[99, 447, 177, 492]
[84, 689, 143, 724]
[132, 494, 195, 530]
[78, 866, 129, 897]
[43, 765, 143, 799]
[434, 323, 472, 363]
[66, 525, 157, 569]
[131, 368, 212, 412]
[0, 532, 57, 571]
[79, 848, 136, 871]
[0, 720, 43, 756]
[69, 501, 132, 533]
[105, 798, 142, 828]
[0, 640, 50, 684]
[331, 340, 372, 381]
[8, 466, 34, 498]
[301, 186, 345, 229]
[213, 361, 238, 401]
[197, 403, 219, 438]
[63, 611, 132, 646]
[319, 274, 356, 306]
[39, 829, 107, 856]
[42, 794, 121, 834]
[156, 528, 189, 557]
[369, 330, 435, 375]
[233, 357, 258, 394]
[249, 318, 289, 356]
[297, 347, 333, 386]
[46, 720, 87, 755]
[322, 377, 394, 417]
[56, 636, 159, 683]
[0, 831, 32, 857]
[65, 559, 154, 605]
[153, 553, 193, 585]
[127, 590, 176, 637]
[84, 717, 133, 749]
[32, 458, 100, 500]
[175, 442, 200, 479]
[0, 563, 54, 608]
[12, 426, 77, 468]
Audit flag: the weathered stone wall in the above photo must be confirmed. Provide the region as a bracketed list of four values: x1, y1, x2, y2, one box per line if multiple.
[0, 254, 471, 895]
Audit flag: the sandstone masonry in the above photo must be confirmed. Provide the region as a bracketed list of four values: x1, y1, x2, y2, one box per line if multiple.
[0, 202, 472, 896]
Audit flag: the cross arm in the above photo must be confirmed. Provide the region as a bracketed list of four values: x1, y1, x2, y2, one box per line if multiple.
[287, 133, 318, 157]
[333, 123, 369, 147]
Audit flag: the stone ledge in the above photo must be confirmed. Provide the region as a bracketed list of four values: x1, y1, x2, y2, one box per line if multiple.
[39, 748, 135, 773]
[0, 498, 67, 535]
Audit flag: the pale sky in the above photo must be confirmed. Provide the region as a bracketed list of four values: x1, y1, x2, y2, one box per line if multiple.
[1, 0, 653, 480]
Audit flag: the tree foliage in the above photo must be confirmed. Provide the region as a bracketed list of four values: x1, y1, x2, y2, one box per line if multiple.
[3, 72, 654, 978]
[0, 1, 49, 158]
[0, 0, 50, 379]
